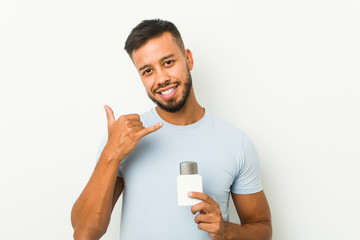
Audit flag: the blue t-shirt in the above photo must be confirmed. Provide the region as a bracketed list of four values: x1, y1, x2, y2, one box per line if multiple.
[96, 107, 262, 239]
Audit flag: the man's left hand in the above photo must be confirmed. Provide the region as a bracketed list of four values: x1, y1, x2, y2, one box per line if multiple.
[189, 192, 226, 240]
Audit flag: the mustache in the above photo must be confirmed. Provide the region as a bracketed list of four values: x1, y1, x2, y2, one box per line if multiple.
[153, 80, 181, 93]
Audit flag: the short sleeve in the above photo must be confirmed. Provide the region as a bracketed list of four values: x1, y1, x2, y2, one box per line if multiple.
[230, 133, 263, 194]
[95, 132, 123, 178]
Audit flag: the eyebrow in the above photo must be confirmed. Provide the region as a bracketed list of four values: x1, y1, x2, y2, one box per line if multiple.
[139, 64, 151, 72]
[160, 54, 174, 62]
[138, 54, 175, 72]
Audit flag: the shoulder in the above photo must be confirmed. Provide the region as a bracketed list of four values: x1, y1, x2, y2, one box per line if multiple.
[206, 111, 247, 143]
[204, 111, 255, 162]
[206, 111, 260, 159]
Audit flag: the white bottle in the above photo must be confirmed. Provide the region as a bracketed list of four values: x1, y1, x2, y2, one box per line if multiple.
[177, 161, 203, 206]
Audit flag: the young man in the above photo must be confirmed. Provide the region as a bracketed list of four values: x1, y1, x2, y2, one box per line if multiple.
[71, 19, 272, 240]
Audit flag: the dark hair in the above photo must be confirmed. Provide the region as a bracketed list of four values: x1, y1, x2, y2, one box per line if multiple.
[124, 19, 185, 57]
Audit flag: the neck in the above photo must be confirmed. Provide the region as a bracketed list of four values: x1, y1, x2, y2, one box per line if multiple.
[155, 88, 204, 125]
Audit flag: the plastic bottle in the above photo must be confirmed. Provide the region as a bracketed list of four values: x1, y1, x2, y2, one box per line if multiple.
[177, 161, 203, 206]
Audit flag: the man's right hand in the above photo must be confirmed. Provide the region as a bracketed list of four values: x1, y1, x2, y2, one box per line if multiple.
[102, 105, 163, 162]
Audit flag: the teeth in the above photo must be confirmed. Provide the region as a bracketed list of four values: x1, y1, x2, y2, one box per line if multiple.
[161, 87, 175, 95]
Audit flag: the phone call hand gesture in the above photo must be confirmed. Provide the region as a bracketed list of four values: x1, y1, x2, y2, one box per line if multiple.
[102, 105, 163, 162]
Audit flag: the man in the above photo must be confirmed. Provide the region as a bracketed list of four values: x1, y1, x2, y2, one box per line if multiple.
[71, 19, 272, 240]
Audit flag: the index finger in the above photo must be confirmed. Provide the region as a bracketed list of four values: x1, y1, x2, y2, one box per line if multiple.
[120, 114, 140, 121]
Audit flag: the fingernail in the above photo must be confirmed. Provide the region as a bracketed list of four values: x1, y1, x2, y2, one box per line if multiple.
[188, 192, 193, 197]
[158, 122, 163, 127]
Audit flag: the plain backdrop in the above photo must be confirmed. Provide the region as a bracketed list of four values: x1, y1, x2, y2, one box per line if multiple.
[1, 0, 359, 239]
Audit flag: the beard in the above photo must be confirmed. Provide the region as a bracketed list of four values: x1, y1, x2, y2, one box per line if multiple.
[147, 71, 193, 113]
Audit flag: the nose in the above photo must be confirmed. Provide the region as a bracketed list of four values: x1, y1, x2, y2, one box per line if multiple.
[155, 68, 170, 86]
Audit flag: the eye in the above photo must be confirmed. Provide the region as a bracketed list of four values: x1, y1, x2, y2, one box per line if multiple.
[142, 68, 152, 76]
[164, 60, 174, 67]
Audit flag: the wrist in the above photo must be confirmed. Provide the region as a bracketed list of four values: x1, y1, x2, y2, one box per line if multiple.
[222, 221, 230, 240]
[100, 146, 125, 163]
[222, 221, 239, 240]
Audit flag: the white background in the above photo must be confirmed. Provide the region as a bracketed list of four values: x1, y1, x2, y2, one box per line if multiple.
[1, 0, 359, 239]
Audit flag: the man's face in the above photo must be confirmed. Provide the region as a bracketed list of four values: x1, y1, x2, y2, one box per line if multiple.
[131, 32, 194, 113]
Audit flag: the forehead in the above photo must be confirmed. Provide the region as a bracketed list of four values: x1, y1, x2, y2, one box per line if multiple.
[131, 32, 183, 69]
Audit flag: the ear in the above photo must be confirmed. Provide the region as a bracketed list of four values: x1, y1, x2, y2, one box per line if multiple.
[185, 49, 194, 71]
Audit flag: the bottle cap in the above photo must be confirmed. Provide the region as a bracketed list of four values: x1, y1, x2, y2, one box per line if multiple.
[180, 161, 198, 175]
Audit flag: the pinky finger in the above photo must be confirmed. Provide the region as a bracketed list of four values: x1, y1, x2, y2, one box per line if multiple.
[138, 122, 163, 138]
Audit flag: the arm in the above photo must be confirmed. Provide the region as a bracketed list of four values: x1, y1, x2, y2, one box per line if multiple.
[226, 191, 272, 239]
[190, 190, 272, 240]
[71, 105, 163, 240]
[71, 175, 123, 240]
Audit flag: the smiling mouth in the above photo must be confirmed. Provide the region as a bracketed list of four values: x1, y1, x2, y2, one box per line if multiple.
[160, 87, 176, 95]
[155, 83, 179, 94]
[155, 85, 178, 100]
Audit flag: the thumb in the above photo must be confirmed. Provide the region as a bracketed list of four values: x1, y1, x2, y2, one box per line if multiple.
[104, 105, 115, 128]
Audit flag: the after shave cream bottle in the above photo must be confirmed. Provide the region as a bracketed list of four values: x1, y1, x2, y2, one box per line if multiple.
[177, 161, 203, 206]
